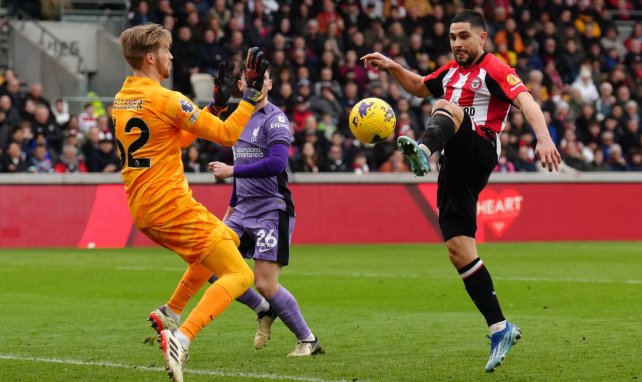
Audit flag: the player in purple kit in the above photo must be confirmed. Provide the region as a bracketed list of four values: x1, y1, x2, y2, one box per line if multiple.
[209, 51, 323, 357]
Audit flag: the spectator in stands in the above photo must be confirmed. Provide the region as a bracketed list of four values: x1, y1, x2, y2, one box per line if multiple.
[322, 144, 349, 172]
[50, 98, 70, 127]
[316, 0, 343, 35]
[95, 115, 110, 133]
[628, 150, 642, 171]
[601, 25, 627, 57]
[54, 144, 87, 173]
[27, 142, 54, 173]
[514, 145, 537, 172]
[494, 154, 516, 173]
[78, 103, 97, 134]
[559, 38, 585, 84]
[90, 131, 121, 173]
[209, 0, 231, 25]
[309, 82, 342, 122]
[596, 82, 616, 121]
[571, 67, 600, 105]
[1, 142, 28, 173]
[183, 145, 207, 173]
[352, 149, 369, 175]
[130, 0, 154, 26]
[185, 11, 206, 41]
[0, 95, 21, 130]
[0, 110, 10, 150]
[32, 104, 62, 155]
[588, 149, 609, 171]
[607, 144, 629, 171]
[172, 27, 200, 96]
[291, 141, 320, 173]
[3, 78, 22, 109]
[23, 83, 49, 109]
[378, 150, 409, 173]
[339, 50, 367, 88]
[199, 29, 225, 76]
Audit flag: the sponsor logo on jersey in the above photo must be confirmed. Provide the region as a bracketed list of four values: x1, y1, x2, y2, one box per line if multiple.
[234, 147, 264, 158]
[189, 109, 199, 124]
[506, 74, 521, 86]
[278, 115, 286, 123]
[470, 77, 482, 91]
[270, 122, 288, 129]
[179, 99, 194, 114]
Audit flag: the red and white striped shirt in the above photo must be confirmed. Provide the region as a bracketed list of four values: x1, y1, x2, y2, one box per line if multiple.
[423, 52, 528, 135]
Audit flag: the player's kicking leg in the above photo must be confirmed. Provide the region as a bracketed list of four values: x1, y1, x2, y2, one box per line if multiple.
[398, 102, 462, 176]
[397, 136, 430, 176]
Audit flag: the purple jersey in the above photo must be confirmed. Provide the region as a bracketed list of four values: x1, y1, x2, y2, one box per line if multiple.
[232, 102, 294, 217]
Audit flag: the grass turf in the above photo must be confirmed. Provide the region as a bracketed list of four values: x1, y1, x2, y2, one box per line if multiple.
[0, 242, 640, 381]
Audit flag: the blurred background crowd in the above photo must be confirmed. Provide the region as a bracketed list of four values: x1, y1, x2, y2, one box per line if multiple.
[0, 0, 641, 174]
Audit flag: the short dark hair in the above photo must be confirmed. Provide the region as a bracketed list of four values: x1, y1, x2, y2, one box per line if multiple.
[451, 10, 487, 32]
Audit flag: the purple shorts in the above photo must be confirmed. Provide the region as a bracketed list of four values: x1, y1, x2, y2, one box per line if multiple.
[225, 209, 295, 266]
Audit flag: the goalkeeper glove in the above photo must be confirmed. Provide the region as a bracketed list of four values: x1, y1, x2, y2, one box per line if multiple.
[207, 61, 240, 115]
[242, 46, 270, 105]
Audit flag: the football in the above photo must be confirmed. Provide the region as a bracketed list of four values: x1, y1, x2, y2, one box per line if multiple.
[349, 97, 396, 144]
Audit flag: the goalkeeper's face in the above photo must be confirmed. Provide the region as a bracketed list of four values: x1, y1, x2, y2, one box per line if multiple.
[154, 45, 173, 80]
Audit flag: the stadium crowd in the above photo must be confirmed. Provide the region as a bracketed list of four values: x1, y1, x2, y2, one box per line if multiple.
[0, 0, 641, 174]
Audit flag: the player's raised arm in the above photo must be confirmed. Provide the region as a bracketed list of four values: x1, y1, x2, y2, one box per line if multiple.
[514, 91, 562, 172]
[179, 47, 269, 146]
[361, 52, 431, 98]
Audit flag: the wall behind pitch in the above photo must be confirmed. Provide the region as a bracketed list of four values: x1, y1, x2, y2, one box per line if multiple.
[0, 182, 641, 248]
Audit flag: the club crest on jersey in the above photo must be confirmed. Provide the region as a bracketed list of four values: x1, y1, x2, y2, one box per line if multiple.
[251, 126, 261, 142]
[470, 77, 482, 91]
[179, 99, 194, 114]
[506, 74, 521, 86]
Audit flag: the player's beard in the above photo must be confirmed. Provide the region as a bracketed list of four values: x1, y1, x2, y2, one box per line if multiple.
[157, 60, 172, 80]
[454, 48, 476, 67]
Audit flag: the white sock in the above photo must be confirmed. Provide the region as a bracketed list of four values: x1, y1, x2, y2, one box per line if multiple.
[164, 305, 181, 323]
[174, 329, 191, 348]
[300, 333, 315, 342]
[489, 320, 507, 335]
[254, 299, 270, 314]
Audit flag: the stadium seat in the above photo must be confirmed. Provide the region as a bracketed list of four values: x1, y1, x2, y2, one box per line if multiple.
[190, 73, 214, 101]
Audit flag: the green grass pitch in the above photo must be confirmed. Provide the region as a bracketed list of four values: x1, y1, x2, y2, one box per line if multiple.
[1, 242, 641, 381]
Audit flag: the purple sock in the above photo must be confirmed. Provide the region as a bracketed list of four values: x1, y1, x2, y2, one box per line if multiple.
[268, 287, 312, 340]
[236, 288, 265, 312]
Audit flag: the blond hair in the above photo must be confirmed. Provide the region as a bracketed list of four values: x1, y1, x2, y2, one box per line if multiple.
[119, 23, 172, 70]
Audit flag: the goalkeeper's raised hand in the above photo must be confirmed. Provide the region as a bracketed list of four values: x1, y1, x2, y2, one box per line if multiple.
[207, 61, 239, 115]
[242, 46, 270, 105]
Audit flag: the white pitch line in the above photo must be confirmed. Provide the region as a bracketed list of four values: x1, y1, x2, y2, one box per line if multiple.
[0, 354, 354, 382]
[493, 276, 642, 284]
[115, 266, 641, 284]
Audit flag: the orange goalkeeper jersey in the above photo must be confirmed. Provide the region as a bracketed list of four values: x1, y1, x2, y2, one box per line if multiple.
[113, 76, 253, 228]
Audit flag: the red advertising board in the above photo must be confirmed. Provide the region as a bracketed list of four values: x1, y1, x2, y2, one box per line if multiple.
[1, 183, 641, 248]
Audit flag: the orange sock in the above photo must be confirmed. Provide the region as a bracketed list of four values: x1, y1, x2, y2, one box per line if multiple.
[177, 238, 253, 340]
[167, 264, 212, 315]
[179, 283, 232, 340]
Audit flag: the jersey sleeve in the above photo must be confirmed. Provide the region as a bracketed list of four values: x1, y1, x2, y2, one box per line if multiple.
[265, 112, 292, 147]
[484, 60, 529, 104]
[180, 131, 197, 147]
[167, 92, 253, 146]
[422, 62, 453, 97]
